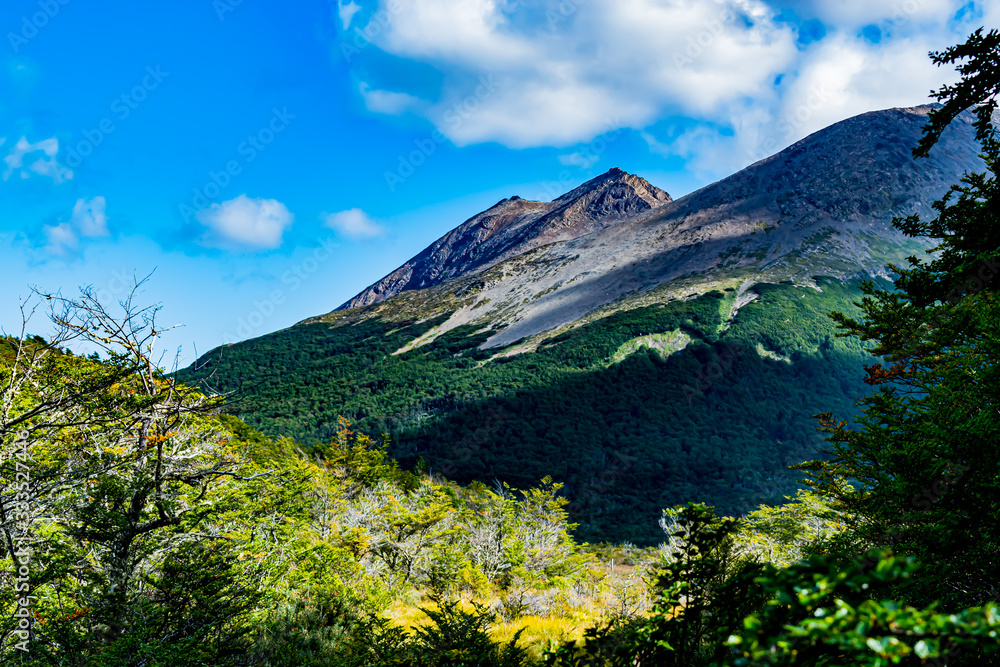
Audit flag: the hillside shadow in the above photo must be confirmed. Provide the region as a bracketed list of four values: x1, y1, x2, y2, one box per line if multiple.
[394, 335, 868, 545]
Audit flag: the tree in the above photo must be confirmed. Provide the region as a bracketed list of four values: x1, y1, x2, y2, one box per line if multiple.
[802, 28, 1000, 615]
[915, 28, 999, 160]
[734, 489, 849, 567]
[545, 503, 764, 667]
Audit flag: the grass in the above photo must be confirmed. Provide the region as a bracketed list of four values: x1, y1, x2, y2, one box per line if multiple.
[492, 614, 589, 660]
[378, 560, 661, 659]
[382, 596, 586, 659]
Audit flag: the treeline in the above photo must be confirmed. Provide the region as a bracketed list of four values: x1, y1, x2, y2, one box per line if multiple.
[0, 302, 853, 665]
[2, 321, 998, 665]
[5, 316, 995, 666]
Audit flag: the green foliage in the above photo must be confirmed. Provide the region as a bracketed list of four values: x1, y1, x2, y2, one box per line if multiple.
[734, 489, 849, 567]
[540, 619, 638, 667]
[915, 27, 999, 158]
[251, 593, 365, 667]
[548, 520, 1000, 667]
[802, 29, 1000, 613]
[635, 503, 762, 666]
[0, 288, 285, 664]
[546, 503, 765, 667]
[320, 599, 531, 667]
[728, 551, 1000, 666]
[318, 415, 419, 492]
[405, 599, 531, 667]
[77, 542, 262, 667]
[322, 612, 413, 667]
[0, 333, 587, 664]
[181, 278, 875, 543]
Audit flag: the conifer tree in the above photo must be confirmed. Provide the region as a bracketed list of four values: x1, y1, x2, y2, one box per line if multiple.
[804, 28, 1000, 613]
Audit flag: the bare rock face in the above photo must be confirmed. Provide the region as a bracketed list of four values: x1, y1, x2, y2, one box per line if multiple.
[671, 105, 982, 226]
[338, 168, 671, 310]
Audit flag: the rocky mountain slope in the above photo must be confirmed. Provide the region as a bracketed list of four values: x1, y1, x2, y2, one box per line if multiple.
[339, 169, 671, 310]
[320, 105, 984, 350]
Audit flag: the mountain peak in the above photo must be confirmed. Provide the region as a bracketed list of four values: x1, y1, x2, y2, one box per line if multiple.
[555, 167, 670, 205]
[337, 168, 672, 310]
[335, 103, 986, 320]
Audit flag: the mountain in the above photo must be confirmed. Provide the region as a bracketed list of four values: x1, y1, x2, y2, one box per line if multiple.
[339, 168, 671, 310]
[181, 105, 989, 544]
[322, 105, 984, 349]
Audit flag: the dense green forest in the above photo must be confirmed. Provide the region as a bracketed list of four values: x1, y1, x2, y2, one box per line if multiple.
[181, 277, 877, 543]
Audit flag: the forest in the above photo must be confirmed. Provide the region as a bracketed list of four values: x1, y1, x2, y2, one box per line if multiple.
[0, 26, 998, 667]
[180, 276, 878, 545]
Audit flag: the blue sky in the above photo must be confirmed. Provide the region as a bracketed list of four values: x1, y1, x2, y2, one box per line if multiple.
[0, 0, 991, 366]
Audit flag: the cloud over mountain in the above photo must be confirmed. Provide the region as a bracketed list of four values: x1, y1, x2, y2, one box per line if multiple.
[345, 0, 978, 175]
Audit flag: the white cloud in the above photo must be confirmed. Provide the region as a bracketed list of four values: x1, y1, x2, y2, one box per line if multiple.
[349, 0, 975, 174]
[699, 33, 956, 173]
[324, 208, 384, 239]
[71, 196, 109, 238]
[376, 0, 534, 68]
[352, 0, 798, 148]
[984, 1, 1000, 29]
[559, 152, 599, 169]
[42, 196, 109, 256]
[43, 222, 79, 256]
[359, 82, 424, 115]
[779, 35, 948, 135]
[196, 195, 294, 251]
[339, 0, 362, 29]
[4, 136, 72, 183]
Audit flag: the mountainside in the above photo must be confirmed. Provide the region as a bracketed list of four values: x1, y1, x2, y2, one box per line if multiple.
[340, 168, 671, 310]
[322, 105, 984, 349]
[182, 105, 989, 544]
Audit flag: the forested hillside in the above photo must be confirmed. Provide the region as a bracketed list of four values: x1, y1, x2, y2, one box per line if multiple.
[182, 277, 878, 543]
[0, 313, 591, 663]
